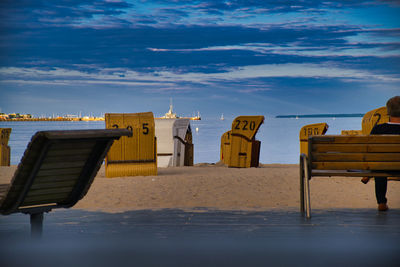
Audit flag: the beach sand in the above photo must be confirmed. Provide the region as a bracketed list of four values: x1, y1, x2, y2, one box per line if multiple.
[1, 163, 399, 213]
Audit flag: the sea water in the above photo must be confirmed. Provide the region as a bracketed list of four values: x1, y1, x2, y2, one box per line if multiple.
[0, 117, 362, 165]
[192, 116, 362, 164]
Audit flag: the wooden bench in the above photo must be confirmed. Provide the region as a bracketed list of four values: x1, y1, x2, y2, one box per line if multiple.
[300, 135, 400, 218]
[0, 129, 131, 237]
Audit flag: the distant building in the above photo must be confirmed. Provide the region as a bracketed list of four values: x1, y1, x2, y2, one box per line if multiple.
[1, 113, 32, 120]
[0, 113, 8, 120]
[21, 114, 32, 119]
[65, 114, 78, 118]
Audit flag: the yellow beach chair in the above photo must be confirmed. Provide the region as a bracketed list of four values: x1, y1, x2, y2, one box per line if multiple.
[0, 128, 11, 166]
[221, 116, 264, 168]
[299, 123, 329, 155]
[105, 112, 157, 177]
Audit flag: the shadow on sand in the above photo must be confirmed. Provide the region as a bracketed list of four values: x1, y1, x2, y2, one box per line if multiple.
[1, 208, 399, 266]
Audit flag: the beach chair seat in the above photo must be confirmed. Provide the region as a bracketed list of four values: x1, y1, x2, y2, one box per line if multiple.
[0, 129, 131, 237]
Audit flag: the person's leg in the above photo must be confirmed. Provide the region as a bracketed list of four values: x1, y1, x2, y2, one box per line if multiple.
[375, 177, 388, 211]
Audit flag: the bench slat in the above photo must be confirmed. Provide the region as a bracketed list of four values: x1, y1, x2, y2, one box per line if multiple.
[30, 180, 77, 190]
[45, 148, 93, 157]
[4, 175, 81, 194]
[4, 179, 79, 200]
[42, 153, 90, 163]
[36, 167, 83, 177]
[312, 135, 400, 144]
[7, 177, 78, 191]
[313, 153, 400, 162]
[311, 170, 400, 177]
[312, 144, 400, 153]
[21, 194, 70, 206]
[25, 187, 76, 197]
[40, 161, 86, 170]
[32, 174, 80, 183]
[49, 142, 96, 150]
[311, 161, 400, 170]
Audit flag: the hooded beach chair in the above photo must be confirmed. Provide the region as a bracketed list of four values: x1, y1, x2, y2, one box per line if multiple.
[0, 129, 131, 237]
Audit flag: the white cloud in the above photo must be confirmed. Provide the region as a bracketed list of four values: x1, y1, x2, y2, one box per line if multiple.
[237, 87, 271, 93]
[148, 42, 400, 57]
[1, 63, 399, 88]
[0, 79, 173, 87]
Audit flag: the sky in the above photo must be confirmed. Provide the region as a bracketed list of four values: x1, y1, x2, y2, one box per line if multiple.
[0, 0, 399, 119]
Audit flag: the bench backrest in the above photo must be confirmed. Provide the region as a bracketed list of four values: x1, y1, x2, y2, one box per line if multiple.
[307, 135, 400, 172]
[0, 129, 130, 215]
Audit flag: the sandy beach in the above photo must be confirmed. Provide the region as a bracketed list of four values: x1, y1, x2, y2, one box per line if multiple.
[1, 163, 399, 213]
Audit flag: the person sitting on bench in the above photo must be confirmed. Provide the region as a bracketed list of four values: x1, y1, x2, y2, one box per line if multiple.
[368, 96, 400, 211]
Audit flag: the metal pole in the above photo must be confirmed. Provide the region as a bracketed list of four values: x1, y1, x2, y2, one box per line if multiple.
[300, 154, 305, 215]
[30, 212, 43, 238]
[302, 156, 311, 219]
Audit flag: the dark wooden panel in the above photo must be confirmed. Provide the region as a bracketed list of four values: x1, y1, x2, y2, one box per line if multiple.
[313, 153, 400, 162]
[312, 162, 400, 171]
[1, 129, 127, 214]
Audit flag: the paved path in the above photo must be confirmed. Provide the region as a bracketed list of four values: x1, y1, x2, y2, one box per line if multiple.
[1, 209, 399, 266]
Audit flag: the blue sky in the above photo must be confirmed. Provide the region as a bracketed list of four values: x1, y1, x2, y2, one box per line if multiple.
[0, 0, 399, 118]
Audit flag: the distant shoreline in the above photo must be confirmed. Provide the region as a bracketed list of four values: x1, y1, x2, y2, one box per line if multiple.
[276, 113, 364, 118]
[0, 118, 104, 122]
[0, 117, 201, 122]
